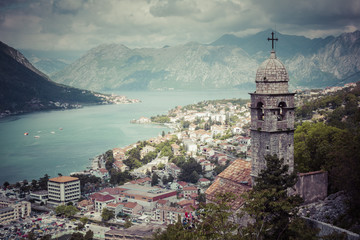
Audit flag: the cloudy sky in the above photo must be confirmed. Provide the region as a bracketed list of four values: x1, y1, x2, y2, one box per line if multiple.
[1, 0, 359, 53]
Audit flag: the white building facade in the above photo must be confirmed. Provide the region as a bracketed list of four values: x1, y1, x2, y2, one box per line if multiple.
[48, 176, 81, 205]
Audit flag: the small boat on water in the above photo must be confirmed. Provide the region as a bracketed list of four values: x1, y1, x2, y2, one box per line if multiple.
[34, 135, 40, 138]
[24, 132, 29, 136]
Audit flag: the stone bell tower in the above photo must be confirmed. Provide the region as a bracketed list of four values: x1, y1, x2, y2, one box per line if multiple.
[250, 32, 295, 184]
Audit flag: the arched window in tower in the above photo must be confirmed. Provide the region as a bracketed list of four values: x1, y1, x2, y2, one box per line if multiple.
[277, 102, 287, 121]
[257, 102, 264, 120]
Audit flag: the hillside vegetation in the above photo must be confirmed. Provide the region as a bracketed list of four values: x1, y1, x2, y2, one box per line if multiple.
[294, 83, 360, 231]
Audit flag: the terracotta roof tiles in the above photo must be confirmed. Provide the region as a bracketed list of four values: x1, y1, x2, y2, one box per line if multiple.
[49, 176, 79, 183]
[205, 159, 252, 210]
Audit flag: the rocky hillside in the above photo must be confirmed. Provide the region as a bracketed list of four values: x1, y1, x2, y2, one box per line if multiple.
[0, 41, 108, 116]
[52, 43, 258, 91]
[51, 30, 360, 91]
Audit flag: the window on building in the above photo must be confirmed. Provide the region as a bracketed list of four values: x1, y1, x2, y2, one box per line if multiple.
[257, 102, 264, 120]
[277, 102, 287, 120]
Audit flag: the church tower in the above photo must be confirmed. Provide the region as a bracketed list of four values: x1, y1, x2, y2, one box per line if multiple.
[250, 32, 295, 183]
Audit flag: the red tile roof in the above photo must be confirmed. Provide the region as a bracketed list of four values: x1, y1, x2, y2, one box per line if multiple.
[49, 176, 79, 183]
[183, 186, 197, 191]
[177, 181, 188, 187]
[205, 159, 252, 210]
[177, 199, 195, 207]
[95, 194, 115, 202]
[124, 202, 138, 209]
[157, 199, 168, 205]
[189, 193, 198, 199]
[130, 177, 151, 184]
[198, 178, 210, 182]
[107, 202, 123, 208]
[89, 192, 103, 200]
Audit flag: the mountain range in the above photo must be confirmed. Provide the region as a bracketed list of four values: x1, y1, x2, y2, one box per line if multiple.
[48, 29, 360, 91]
[0, 41, 108, 116]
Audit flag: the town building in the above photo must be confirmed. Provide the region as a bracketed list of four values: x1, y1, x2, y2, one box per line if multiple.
[106, 202, 124, 216]
[0, 198, 31, 224]
[183, 186, 198, 198]
[94, 194, 116, 212]
[155, 206, 188, 224]
[47, 176, 81, 205]
[29, 190, 48, 204]
[117, 183, 177, 206]
[119, 202, 143, 217]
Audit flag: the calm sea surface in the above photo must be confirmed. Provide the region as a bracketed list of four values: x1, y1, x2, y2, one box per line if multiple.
[0, 90, 249, 184]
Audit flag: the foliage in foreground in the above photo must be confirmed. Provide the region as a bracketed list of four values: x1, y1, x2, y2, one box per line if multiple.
[153, 155, 319, 240]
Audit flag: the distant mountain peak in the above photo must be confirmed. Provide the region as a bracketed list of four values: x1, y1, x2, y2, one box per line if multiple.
[0, 41, 49, 79]
[0, 42, 106, 115]
[29, 30, 360, 92]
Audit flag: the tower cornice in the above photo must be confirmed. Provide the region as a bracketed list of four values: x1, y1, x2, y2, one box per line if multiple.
[249, 92, 295, 96]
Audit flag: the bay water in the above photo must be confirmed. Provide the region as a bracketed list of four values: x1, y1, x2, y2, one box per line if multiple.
[0, 90, 249, 184]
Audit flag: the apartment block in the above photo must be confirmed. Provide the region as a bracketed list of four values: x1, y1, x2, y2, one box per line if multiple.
[47, 176, 80, 205]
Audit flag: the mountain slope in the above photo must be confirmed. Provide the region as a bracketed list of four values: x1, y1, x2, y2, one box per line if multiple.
[0, 41, 105, 115]
[52, 43, 258, 91]
[51, 30, 360, 91]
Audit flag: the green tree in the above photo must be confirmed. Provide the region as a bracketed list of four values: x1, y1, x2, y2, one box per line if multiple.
[157, 163, 165, 170]
[330, 128, 360, 221]
[31, 179, 38, 190]
[65, 205, 79, 217]
[153, 193, 243, 240]
[123, 156, 142, 170]
[23, 179, 28, 186]
[101, 208, 114, 221]
[162, 175, 169, 185]
[55, 205, 67, 216]
[84, 230, 94, 240]
[197, 193, 206, 203]
[242, 154, 317, 240]
[70, 232, 84, 240]
[142, 151, 157, 164]
[182, 120, 191, 129]
[188, 170, 200, 184]
[178, 158, 202, 183]
[27, 232, 36, 240]
[79, 216, 89, 225]
[151, 173, 159, 186]
[168, 174, 174, 183]
[55, 205, 79, 218]
[2, 181, 9, 189]
[124, 217, 133, 229]
[294, 122, 344, 172]
[40, 235, 52, 240]
[38, 174, 50, 190]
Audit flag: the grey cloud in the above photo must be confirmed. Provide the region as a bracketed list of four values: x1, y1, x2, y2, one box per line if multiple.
[1, 0, 359, 51]
[150, 0, 200, 17]
[52, 0, 86, 15]
[253, 0, 360, 27]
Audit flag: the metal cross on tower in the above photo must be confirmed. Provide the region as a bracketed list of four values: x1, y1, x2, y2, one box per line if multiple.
[267, 32, 278, 50]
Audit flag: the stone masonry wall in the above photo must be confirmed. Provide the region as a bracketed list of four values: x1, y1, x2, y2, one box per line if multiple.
[303, 217, 360, 240]
[295, 171, 328, 204]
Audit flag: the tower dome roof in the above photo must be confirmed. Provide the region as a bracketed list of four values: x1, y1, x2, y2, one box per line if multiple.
[255, 50, 289, 82]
